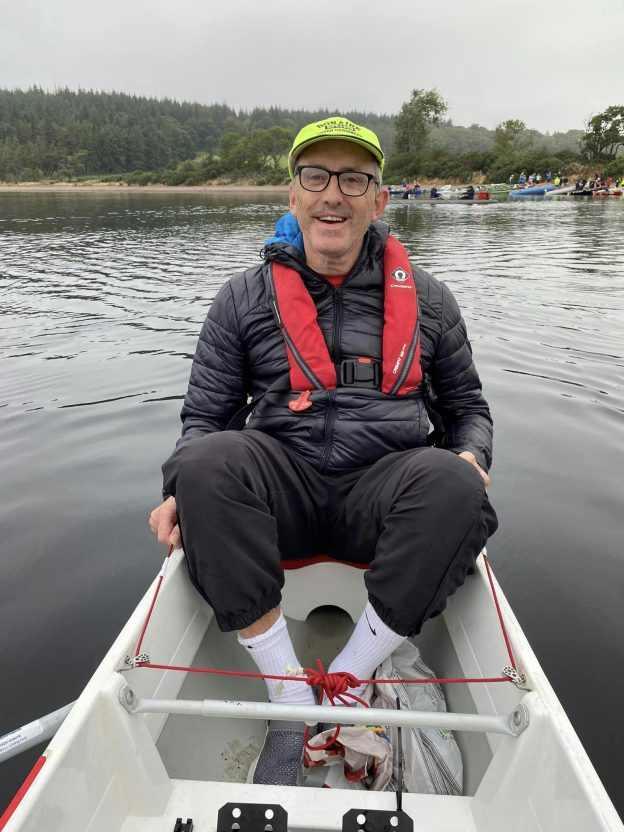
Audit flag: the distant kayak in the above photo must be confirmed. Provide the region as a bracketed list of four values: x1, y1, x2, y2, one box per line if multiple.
[509, 184, 556, 197]
[430, 197, 495, 204]
[569, 188, 622, 197]
[545, 185, 574, 196]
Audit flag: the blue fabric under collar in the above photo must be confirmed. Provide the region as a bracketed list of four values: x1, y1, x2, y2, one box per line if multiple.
[265, 211, 304, 252]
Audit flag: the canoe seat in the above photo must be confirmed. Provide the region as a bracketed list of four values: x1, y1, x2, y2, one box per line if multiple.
[281, 555, 368, 623]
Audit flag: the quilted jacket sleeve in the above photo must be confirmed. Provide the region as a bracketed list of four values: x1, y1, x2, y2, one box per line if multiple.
[430, 283, 493, 471]
[161, 282, 247, 496]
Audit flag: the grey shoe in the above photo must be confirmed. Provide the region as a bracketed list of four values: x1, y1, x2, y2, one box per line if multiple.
[252, 720, 309, 786]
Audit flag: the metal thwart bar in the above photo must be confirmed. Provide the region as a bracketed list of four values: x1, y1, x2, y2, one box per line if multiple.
[118, 685, 529, 737]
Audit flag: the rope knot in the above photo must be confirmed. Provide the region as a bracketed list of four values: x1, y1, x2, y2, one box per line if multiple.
[304, 660, 363, 705]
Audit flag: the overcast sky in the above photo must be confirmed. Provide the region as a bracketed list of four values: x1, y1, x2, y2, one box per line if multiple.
[1, 0, 622, 134]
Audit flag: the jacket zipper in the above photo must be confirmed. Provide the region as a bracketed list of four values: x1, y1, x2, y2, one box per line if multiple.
[389, 320, 421, 395]
[332, 288, 343, 363]
[319, 287, 343, 471]
[318, 387, 336, 471]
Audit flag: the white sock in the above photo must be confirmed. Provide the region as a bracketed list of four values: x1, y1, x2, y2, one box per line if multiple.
[328, 601, 405, 699]
[237, 612, 315, 707]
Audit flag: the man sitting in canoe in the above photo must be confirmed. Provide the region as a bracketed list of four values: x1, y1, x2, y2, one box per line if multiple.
[149, 116, 498, 786]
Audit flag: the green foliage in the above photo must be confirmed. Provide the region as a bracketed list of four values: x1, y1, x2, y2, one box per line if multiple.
[0, 87, 590, 185]
[581, 105, 624, 161]
[0, 89, 397, 183]
[385, 149, 494, 183]
[428, 121, 495, 154]
[603, 158, 624, 178]
[394, 89, 447, 158]
[494, 119, 530, 156]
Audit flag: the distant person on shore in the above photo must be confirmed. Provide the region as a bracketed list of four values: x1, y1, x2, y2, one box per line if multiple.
[518, 171, 527, 186]
[149, 115, 497, 787]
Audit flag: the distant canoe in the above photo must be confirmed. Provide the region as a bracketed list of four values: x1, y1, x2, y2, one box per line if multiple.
[509, 184, 556, 196]
[545, 186, 574, 196]
[433, 196, 494, 203]
[568, 188, 621, 197]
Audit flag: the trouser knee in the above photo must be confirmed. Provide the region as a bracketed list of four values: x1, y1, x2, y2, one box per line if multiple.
[175, 431, 254, 500]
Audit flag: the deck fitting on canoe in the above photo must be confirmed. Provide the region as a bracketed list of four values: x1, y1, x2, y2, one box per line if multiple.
[217, 803, 287, 832]
[343, 808, 413, 832]
[502, 665, 529, 690]
[116, 685, 530, 737]
[122, 652, 150, 669]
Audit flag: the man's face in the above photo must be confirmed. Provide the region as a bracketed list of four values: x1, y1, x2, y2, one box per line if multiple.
[289, 139, 388, 274]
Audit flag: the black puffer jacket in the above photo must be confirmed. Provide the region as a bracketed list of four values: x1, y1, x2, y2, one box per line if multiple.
[163, 222, 493, 485]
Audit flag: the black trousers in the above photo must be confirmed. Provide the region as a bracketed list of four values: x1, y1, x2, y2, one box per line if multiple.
[168, 430, 498, 636]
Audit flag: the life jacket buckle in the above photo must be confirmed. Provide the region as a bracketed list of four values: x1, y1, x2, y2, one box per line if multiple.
[339, 358, 381, 389]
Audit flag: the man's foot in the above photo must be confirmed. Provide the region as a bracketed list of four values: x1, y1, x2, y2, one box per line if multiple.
[251, 721, 308, 786]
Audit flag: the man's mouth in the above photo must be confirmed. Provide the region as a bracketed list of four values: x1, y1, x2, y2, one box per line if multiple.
[317, 215, 347, 224]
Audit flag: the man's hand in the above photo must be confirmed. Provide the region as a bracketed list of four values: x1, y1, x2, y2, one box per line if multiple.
[458, 451, 491, 488]
[149, 496, 181, 547]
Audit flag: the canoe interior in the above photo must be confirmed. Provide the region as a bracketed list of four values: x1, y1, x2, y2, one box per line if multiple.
[6, 549, 623, 832]
[155, 605, 493, 794]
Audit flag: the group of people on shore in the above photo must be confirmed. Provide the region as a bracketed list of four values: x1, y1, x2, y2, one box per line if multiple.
[513, 170, 565, 187]
[575, 174, 621, 192]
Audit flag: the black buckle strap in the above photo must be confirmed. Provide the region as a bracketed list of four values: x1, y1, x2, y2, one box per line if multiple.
[339, 358, 381, 389]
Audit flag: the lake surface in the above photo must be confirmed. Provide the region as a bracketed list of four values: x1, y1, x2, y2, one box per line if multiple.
[1, 191, 623, 816]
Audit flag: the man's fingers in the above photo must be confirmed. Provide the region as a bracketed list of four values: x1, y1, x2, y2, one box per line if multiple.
[458, 451, 490, 488]
[149, 497, 178, 542]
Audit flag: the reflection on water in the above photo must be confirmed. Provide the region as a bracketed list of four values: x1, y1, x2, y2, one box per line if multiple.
[1, 192, 623, 816]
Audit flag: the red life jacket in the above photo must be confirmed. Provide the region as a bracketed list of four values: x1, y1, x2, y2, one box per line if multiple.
[269, 234, 422, 407]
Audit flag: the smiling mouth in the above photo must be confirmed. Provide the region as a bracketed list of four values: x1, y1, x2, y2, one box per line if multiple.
[317, 215, 347, 224]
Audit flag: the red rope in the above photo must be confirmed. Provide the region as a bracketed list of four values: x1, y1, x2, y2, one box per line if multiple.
[134, 545, 172, 657]
[483, 552, 517, 670]
[130, 549, 518, 697]
[136, 662, 509, 686]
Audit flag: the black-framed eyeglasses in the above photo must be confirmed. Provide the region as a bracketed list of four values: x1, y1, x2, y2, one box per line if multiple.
[295, 165, 379, 197]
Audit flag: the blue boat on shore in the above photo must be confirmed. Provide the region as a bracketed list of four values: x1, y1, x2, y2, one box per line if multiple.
[509, 184, 556, 197]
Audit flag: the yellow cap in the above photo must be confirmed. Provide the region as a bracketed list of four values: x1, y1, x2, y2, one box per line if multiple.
[288, 116, 385, 177]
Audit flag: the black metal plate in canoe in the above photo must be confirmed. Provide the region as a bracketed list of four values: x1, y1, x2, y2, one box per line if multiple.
[217, 803, 288, 832]
[343, 808, 413, 832]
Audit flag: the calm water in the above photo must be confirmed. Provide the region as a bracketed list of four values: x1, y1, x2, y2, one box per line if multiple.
[1, 191, 623, 816]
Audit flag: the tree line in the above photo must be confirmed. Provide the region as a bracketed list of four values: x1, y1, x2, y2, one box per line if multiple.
[387, 89, 624, 184]
[0, 87, 621, 185]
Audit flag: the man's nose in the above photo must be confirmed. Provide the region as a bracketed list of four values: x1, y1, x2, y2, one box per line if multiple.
[323, 173, 344, 201]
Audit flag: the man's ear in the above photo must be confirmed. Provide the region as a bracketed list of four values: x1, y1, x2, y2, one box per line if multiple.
[289, 184, 298, 216]
[372, 186, 389, 221]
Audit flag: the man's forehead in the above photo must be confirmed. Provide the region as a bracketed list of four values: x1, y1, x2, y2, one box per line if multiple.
[296, 139, 378, 170]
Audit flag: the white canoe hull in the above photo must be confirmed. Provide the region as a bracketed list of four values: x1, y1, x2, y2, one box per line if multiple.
[3, 549, 622, 831]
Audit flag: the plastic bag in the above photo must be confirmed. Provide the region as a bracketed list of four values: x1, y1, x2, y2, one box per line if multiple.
[304, 724, 393, 791]
[373, 640, 463, 795]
